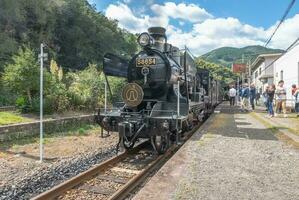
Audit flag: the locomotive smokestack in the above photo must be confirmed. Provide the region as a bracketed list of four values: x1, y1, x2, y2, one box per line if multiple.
[148, 27, 166, 37]
[148, 27, 167, 52]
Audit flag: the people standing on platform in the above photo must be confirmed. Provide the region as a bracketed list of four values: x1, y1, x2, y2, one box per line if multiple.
[293, 87, 299, 117]
[275, 80, 287, 118]
[249, 84, 256, 110]
[291, 84, 297, 95]
[228, 85, 237, 106]
[266, 84, 275, 117]
[241, 83, 249, 112]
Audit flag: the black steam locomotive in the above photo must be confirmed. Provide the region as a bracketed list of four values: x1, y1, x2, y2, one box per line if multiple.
[97, 27, 222, 153]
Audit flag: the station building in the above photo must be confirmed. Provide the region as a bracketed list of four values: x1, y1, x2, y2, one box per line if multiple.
[273, 42, 299, 107]
[250, 53, 282, 94]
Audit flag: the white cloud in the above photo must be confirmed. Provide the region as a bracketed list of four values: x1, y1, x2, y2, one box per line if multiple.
[266, 14, 299, 49]
[105, 3, 168, 33]
[105, 2, 299, 55]
[151, 2, 213, 23]
[167, 17, 269, 55]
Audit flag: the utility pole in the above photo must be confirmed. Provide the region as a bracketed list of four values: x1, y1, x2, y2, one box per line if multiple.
[38, 43, 47, 162]
[39, 43, 44, 162]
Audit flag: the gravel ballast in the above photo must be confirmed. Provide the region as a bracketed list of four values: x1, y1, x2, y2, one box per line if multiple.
[0, 146, 119, 200]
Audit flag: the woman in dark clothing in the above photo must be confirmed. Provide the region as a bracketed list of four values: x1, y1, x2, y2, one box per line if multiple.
[249, 84, 256, 110]
[266, 84, 275, 117]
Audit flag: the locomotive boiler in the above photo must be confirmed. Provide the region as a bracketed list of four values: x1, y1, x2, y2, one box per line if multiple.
[97, 27, 219, 153]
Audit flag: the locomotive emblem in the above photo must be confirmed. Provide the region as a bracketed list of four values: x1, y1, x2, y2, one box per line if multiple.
[122, 83, 144, 107]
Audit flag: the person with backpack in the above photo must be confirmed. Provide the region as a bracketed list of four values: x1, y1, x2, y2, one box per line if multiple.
[241, 83, 249, 112]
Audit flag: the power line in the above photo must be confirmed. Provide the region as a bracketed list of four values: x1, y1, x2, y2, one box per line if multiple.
[259, 37, 299, 75]
[264, 0, 296, 47]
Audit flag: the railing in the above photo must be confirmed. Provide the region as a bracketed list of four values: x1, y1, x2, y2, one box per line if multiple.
[98, 108, 178, 119]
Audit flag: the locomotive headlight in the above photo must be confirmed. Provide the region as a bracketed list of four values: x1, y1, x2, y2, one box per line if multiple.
[138, 33, 151, 47]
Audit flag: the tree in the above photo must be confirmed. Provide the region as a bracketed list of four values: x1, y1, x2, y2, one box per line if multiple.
[2, 46, 40, 104]
[0, 0, 138, 72]
[195, 58, 238, 83]
[67, 63, 103, 109]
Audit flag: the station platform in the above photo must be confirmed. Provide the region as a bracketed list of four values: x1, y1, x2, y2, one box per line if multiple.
[133, 102, 299, 200]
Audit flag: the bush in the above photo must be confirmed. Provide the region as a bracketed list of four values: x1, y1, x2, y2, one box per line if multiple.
[67, 64, 102, 110]
[15, 96, 30, 113]
[29, 96, 56, 114]
[47, 81, 70, 112]
[0, 89, 17, 106]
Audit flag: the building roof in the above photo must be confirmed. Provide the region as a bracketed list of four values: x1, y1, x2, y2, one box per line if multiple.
[250, 53, 282, 71]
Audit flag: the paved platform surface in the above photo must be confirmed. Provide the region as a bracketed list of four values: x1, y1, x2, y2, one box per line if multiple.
[133, 102, 299, 200]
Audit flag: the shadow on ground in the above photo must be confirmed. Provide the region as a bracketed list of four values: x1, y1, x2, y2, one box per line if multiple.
[206, 103, 279, 141]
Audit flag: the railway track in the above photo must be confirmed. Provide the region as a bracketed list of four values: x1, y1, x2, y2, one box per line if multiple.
[32, 125, 199, 200]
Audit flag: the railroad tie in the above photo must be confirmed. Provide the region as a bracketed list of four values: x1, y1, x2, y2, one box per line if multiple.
[79, 184, 116, 195]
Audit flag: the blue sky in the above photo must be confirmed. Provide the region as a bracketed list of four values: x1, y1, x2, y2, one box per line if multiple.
[91, 0, 298, 28]
[88, 0, 299, 55]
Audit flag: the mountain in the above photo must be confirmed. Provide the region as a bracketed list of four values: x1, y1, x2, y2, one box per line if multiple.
[200, 45, 284, 67]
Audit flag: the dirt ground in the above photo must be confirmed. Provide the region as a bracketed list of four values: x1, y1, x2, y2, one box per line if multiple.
[0, 127, 118, 187]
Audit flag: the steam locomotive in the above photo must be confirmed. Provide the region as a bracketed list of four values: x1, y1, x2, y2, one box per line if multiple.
[96, 27, 222, 154]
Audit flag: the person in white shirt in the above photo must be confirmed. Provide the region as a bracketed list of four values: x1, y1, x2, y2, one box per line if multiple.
[228, 85, 237, 106]
[275, 80, 287, 117]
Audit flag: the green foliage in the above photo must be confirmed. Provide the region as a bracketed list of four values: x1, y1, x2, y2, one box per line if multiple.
[200, 45, 284, 67]
[0, 0, 138, 71]
[29, 96, 55, 114]
[0, 0, 137, 113]
[0, 84, 17, 106]
[66, 64, 126, 110]
[2, 46, 40, 103]
[46, 59, 70, 112]
[0, 111, 32, 125]
[67, 64, 102, 109]
[196, 58, 237, 84]
[15, 96, 29, 112]
[107, 76, 127, 102]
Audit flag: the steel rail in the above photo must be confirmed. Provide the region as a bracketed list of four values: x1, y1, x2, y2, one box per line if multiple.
[31, 142, 147, 200]
[32, 124, 200, 200]
[108, 145, 177, 200]
[109, 124, 200, 200]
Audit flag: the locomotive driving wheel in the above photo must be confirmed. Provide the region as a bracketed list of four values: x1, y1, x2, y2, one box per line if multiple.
[152, 134, 170, 154]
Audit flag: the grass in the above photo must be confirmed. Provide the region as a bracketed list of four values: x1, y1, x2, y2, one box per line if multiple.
[0, 123, 99, 150]
[251, 112, 299, 136]
[250, 112, 299, 149]
[0, 111, 32, 125]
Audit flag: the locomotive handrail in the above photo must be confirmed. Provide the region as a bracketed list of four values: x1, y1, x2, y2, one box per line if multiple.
[98, 108, 178, 120]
